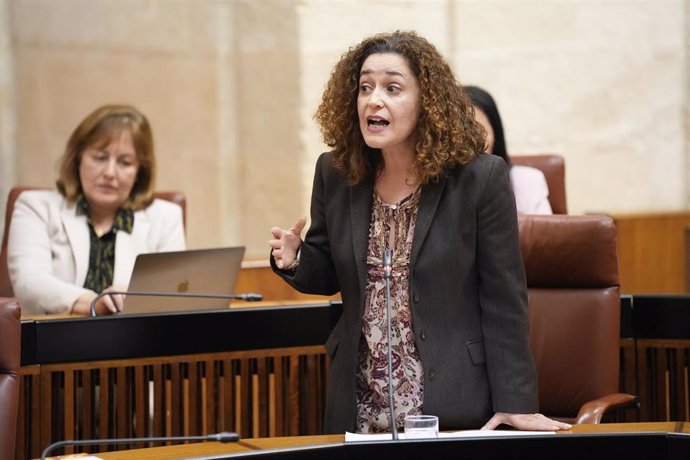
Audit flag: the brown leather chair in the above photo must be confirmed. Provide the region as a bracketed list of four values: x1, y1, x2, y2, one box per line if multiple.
[0, 297, 20, 459]
[511, 154, 567, 214]
[0, 186, 187, 297]
[519, 214, 637, 423]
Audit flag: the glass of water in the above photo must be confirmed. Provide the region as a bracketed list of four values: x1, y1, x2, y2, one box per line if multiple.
[404, 414, 439, 439]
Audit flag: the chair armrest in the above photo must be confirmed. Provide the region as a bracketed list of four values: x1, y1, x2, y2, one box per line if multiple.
[0, 296, 21, 370]
[575, 393, 639, 424]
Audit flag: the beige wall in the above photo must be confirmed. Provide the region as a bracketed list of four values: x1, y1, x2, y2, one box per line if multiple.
[454, 0, 688, 214]
[0, 0, 15, 220]
[0, 0, 688, 261]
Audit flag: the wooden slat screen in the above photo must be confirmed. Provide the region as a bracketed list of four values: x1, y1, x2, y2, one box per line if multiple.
[18, 346, 327, 459]
[635, 339, 690, 423]
[19, 339, 690, 459]
[18, 325, 690, 459]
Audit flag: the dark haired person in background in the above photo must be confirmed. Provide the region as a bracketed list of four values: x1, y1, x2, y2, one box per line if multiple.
[466, 85, 552, 215]
[269, 31, 569, 434]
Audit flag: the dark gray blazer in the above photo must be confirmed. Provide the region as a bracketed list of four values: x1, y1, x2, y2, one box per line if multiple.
[273, 151, 538, 433]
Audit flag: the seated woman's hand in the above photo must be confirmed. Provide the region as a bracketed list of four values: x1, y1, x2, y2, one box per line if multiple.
[96, 285, 127, 314]
[72, 286, 127, 316]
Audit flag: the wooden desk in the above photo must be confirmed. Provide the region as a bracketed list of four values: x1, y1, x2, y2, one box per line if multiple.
[78, 434, 340, 459]
[18, 302, 342, 460]
[19, 296, 690, 460]
[87, 422, 690, 459]
[235, 261, 340, 302]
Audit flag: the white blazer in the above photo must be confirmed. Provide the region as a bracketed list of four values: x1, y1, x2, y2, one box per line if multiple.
[8, 190, 186, 315]
[510, 165, 553, 215]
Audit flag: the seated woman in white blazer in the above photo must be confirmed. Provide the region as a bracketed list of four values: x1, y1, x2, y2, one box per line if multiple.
[8, 104, 186, 316]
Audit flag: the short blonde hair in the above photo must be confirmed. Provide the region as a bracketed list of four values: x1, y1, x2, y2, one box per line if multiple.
[56, 104, 156, 210]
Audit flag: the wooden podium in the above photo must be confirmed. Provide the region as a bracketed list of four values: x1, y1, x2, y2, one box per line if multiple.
[17, 296, 690, 460]
[89, 422, 690, 460]
[18, 301, 341, 460]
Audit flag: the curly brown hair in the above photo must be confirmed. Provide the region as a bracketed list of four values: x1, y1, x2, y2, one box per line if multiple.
[314, 30, 485, 185]
[56, 104, 156, 211]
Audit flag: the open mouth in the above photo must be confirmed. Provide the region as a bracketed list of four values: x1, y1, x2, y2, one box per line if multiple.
[367, 116, 390, 127]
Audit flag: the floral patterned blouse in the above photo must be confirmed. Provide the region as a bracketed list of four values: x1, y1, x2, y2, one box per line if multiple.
[355, 188, 424, 433]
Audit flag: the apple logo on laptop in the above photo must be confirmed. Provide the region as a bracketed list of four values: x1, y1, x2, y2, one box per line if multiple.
[177, 280, 189, 292]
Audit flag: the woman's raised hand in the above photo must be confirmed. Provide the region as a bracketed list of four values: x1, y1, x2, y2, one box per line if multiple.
[269, 216, 307, 269]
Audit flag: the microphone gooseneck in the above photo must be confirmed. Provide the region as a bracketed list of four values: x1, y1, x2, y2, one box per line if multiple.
[40, 432, 240, 460]
[89, 291, 263, 317]
[383, 248, 398, 440]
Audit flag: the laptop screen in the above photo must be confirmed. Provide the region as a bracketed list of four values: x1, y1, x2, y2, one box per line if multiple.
[121, 246, 245, 314]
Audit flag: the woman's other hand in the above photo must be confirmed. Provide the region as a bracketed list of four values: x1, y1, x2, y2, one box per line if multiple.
[481, 412, 572, 431]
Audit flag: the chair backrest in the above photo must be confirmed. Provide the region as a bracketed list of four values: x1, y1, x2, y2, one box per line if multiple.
[519, 214, 620, 421]
[511, 154, 567, 214]
[0, 186, 186, 298]
[0, 297, 20, 460]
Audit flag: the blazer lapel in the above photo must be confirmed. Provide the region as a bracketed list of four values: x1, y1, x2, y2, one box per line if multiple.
[412, 177, 446, 265]
[350, 175, 374, 301]
[113, 210, 151, 286]
[62, 205, 90, 287]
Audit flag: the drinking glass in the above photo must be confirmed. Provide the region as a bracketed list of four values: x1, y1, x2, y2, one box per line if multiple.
[404, 414, 439, 439]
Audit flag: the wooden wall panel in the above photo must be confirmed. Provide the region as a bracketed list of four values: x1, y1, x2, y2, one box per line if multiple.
[240, 212, 690, 297]
[235, 262, 340, 302]
[611, 211, 690, 294]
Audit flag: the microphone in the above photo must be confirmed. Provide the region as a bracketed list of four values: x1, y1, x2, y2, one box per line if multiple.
[41, 432, 240, 460]
[383, 248, 399, 440]
[89, 291, 263, 317]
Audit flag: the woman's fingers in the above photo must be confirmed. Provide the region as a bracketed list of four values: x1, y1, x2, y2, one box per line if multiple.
[99, 295, 118, 314]
[482, 412, 572, 431]
[99, 289, 126, 314]
[269, 217, 306, 270]
[111, 293, 125, 312]
[480, 414, 501, 430]
[290, 216, 307, 235]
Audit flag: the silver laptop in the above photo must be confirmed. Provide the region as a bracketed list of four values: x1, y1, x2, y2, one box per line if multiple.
[121, 246, 245, 314]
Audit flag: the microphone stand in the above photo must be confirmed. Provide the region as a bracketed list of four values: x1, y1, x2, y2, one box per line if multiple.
[383, 248, 399, 440]
[41, 432, 240, 460]
[89, 291, 263, 317]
